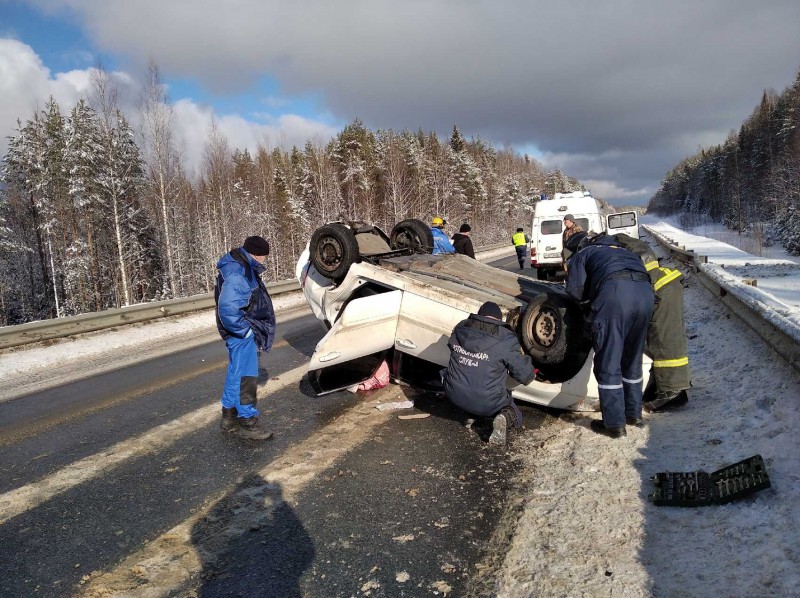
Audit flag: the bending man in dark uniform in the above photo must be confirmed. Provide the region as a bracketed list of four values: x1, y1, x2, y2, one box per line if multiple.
[444, 301, 536, 445]
[566, 234, 654, 438]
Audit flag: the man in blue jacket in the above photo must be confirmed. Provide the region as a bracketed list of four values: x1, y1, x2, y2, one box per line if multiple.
[444, 301, 536, 445]
[566, 233, 654, 438]
[215, 235, 276, 440]
[431, 217, 456, 254]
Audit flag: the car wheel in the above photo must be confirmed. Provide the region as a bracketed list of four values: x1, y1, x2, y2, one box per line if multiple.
[536, 267, 548, 281]
[519, 293, 589, 381]
[390, 219, 434, 254]
[310, 223, 360, 282]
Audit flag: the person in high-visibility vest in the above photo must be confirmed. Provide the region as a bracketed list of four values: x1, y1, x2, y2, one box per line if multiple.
[511, 228, 530, 270]
[602, 232, 691, 412]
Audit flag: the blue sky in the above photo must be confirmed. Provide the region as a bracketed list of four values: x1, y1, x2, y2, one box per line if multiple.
[2, 0, 800, 205]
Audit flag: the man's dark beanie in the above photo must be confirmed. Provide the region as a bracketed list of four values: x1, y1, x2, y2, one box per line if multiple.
[243, 236, 270, 256]
[477, 301, 502, 320]
[459, 223, 471, 233]
[516, 227, 524, 232]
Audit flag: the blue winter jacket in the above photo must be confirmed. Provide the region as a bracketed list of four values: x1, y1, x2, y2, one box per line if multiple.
[215, 248, 276, 352]
[566, 234, 649, 303]
[431, 227, 456, 254]
[444, 314, 536, 417]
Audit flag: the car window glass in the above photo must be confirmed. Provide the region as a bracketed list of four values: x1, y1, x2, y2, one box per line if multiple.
[607, 212, 637, 229]
[541, 220, 562, 234]
[576, 218, 590, 231]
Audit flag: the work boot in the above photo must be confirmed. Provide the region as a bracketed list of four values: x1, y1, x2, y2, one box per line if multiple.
[220, 407, 238, 431]
[489, 411, 508, 445]
[232, 416, 274, 440]
[489, 407, 517, 446]
[643, 390, 688, 413]
[626, 416, 645, 428]
[590, 420, 627, 438]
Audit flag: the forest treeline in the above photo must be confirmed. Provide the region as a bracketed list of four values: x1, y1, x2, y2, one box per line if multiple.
[648, 68, 800, 253]
[0, 67, 582, 325]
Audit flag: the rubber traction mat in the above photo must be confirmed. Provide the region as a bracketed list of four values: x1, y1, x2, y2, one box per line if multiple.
[649, 454, 770, 507]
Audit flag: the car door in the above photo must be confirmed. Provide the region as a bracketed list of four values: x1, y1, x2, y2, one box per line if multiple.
[606, 211, 639, 238]
[307, 290, 402, 394]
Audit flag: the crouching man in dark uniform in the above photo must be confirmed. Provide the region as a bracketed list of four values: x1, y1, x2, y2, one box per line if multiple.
[566, 234, 654, 438]
[443, 301, 536, 445]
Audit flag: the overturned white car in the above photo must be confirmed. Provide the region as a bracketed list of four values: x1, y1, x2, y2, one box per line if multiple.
[296, 219, 651, 411]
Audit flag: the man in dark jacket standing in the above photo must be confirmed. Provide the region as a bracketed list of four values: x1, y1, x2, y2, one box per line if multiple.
[444, 301, 536, 445]
[566, 234, 654, 438]
[215, 236, 276, 440]
[452, 223, 476, 258]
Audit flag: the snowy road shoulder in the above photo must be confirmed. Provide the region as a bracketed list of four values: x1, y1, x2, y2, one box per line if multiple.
[492, 258, 800, 597]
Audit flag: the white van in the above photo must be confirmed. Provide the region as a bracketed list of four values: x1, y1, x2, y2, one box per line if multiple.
[529, 191, 639, 280]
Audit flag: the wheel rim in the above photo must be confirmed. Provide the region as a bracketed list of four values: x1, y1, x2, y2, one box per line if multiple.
[316, 236, 343, 272]
[532, 307, 559, 348]
[395, 230, 421, 250]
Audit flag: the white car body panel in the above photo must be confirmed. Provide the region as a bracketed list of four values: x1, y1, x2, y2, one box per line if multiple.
[297, 246, 651, 411]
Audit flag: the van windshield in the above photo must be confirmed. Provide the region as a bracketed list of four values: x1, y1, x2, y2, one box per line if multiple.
[541, 220, 562, 235]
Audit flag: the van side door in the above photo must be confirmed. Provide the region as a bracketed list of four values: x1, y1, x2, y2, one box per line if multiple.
[606, 211, 639, 238]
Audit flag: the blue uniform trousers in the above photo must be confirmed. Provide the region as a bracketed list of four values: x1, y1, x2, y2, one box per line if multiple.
[222, 333, 260, 419]
[591, 278, 654, 428]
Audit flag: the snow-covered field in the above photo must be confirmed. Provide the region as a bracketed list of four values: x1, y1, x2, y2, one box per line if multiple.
[1, 225, 799, 596]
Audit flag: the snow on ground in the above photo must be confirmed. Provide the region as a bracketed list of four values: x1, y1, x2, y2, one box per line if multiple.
[495, 217, 800, 597]
[1, 231, 799, 596]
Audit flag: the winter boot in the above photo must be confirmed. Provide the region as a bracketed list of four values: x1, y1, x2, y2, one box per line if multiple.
[590, 420, 627, 438]
[489, 411, 508, 445]
[220, 407, 238, 432]
[489, 407, 517, 446]
[643, 390, 688, 413]
[233, 416, 274, 440]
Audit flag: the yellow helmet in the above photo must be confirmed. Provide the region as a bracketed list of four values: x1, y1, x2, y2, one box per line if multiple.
[432, 216, 445, 227]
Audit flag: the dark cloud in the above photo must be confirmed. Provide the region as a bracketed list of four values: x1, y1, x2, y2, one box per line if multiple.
[28, 0, 800, 204]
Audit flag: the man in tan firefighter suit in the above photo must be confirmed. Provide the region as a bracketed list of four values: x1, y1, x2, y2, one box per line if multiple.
[606, 232, 691, 411]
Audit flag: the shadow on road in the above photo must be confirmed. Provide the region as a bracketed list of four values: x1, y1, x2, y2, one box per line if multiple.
[190, 474, 314, 597]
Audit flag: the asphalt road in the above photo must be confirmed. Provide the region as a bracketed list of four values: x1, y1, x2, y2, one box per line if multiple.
[0, 254, 554, 597]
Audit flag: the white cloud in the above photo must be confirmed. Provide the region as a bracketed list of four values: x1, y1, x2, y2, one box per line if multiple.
[171, 100, 338, 178]
[0, 38, 337, 182]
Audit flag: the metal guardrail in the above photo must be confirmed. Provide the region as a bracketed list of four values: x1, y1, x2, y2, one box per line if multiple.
[643, 225, 800, 375]
[0, 242, 513, 350]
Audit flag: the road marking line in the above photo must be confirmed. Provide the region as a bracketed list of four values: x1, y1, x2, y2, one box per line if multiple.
[78, 386, 407, 597]
[0, 363, 310, 525]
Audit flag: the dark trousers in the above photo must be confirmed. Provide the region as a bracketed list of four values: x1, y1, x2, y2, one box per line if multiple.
[591, 279, 654, 428]
[515, 245, 527, 268]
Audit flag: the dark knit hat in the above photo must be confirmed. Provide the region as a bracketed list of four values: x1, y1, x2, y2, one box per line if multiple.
[243, 235, 270, 256]
[516, 227, 524, 232]
[477, 301, 502, 320]
[563, 214, 575, 222]
[459, 223, 471, 233]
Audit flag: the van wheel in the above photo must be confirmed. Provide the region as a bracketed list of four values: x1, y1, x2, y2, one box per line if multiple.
[310, 223, 359, 282]
[390, 219, 434, 254]
[536, 268, 548, 281]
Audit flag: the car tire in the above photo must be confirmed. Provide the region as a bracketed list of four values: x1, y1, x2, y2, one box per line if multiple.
[536, 267, 548, 281]
[390, 219, 434, 254]
[519, 293, 589, 380]
[310, 223, 360, 282]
